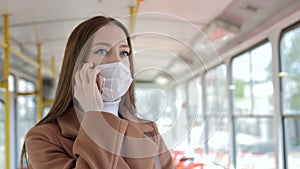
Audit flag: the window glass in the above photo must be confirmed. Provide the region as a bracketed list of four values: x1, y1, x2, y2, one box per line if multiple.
[204, 64, 229, 168]
[281, 25, 300, 169]
[207, 117, 229, 168]
[168, 85, 186, 143]
[280, 26, 300, 115]
[284, 118, 300, 169]
[235, 118, 275, 169]
[8, 74, 15, 92]
[43, 106, 51, 118]
[232, 41, 274, 169]
[205, 64, 227, 116]
[17, 79, 37, 166]
[189, 76, 203, 126]
[0, 74, 14, 92]
[166, 82, 204, 168]
[232, 42, 273, 115]
[182, 77, 204, 163]
[18, 79, 35, 92]
[0, 100, 5, 169]
[187, 76, 202, 133]
[175, 84, 185, 121]
[135, 86, 171, 123]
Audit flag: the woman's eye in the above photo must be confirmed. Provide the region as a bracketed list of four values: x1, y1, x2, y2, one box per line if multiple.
[120, 51, 130, 57]
[95, 49, 107, 55]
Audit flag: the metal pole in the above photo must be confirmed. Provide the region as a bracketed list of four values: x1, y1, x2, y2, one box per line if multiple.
[3, 13, 10, 169]
[129, 0, 144, 34]
[37, 43, 43, 120]
[270, 29, 286, 169]
[129, 5, 135, 34]
[0, 40, 57, 79]
[226, 59, 236, 168]
[17, 91, 38, 96]
[51, 56, 56, 75]
[43, 99, 54, 106]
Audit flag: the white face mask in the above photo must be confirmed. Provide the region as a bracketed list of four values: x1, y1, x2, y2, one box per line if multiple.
[96, 61, 133, 102]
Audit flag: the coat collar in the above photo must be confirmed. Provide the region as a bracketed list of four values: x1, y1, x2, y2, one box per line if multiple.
[57, 107, 80, 138]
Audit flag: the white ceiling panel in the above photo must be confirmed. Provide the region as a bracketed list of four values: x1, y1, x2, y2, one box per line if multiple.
[140, 0, 234, 24]
[0, 0, 132, 25]
[133, 34, 189, 54]
[134, 49, 175, 67]
[0, 0, 238, 80]
[9, 20, 80, 44]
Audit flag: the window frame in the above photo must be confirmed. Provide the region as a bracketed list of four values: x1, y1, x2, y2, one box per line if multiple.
[279, 21, 300, 169]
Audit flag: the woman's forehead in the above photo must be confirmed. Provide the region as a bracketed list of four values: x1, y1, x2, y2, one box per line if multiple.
[92, 23, 128, 47]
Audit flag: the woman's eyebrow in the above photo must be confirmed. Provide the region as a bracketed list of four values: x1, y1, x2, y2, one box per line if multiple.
[92, 42, 129, 49]
[120, 44, 130, 48]
[92, 42, 111, 47]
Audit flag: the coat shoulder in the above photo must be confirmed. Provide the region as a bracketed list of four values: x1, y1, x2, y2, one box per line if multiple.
[25, 122, 61, 144]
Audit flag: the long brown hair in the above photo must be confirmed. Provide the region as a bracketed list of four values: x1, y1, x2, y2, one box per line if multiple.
[20, 16, 135, 168]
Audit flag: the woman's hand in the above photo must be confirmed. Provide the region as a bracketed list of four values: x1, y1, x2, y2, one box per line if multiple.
[74, 63, 104, 113]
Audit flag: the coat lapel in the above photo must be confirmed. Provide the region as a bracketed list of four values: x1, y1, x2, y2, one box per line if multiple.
[57, 106, 161, 169]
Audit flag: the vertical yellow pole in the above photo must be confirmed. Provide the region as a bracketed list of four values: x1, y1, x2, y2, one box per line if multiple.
[129, 5, 135, 34]
[135, 0, 143, 13]
[3, 14, 10, 169]
[129, 0, 144, 34]
[51, 56, 56, 75]
[37, 43, 43, 120]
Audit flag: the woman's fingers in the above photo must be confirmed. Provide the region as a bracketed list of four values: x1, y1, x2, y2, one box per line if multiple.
[74, 62, 104, 112]
[90, 67, 102, 86]
[80, 62, 93, 83]
[74, 70, 81, 86]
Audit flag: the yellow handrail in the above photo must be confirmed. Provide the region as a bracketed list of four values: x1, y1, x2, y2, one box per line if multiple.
[129, 0, 144, 34]
[43, 99, 54, 106]
[9, 47, 39, 68]
[3, 13, 11, 169]
[37, 43, 43, 120]
[1, 14, 56, 169]
[0, 40, 6, 48]
[16, 91, 38, 96]
[0, 41, 58, 79]
[129, 5, 135, 34]
[135, 0, 143, 13]
[51, 56, 56, 75]
[0, 82, 5, 88]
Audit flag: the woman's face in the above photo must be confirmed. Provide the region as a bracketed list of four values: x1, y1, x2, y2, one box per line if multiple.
[85, 23, 130, 66]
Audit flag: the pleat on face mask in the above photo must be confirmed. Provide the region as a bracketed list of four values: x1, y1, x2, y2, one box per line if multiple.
[96, 60, 133, 102]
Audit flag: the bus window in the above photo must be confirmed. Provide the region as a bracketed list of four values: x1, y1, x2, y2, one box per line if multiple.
[0, 74, 14, 93]
[280, 24, 300, 169]
[170, 77, 204, 166]
[0, 100, 5, 169]
[189, 76, 204, 155]
[43, 106, 51, 118]
[204, 64, 229, 168]
[0, 74, 14, 168]
[8, 74, 15, 92]
[232, 42, 274, 169]
[135, 85, 173, 126]
[17, 78, 37, 166]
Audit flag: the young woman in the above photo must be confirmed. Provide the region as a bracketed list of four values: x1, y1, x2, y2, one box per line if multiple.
[21, 16, 174, 169]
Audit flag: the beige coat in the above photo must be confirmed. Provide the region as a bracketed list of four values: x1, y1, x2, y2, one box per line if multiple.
[25, 106, 175, 169]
